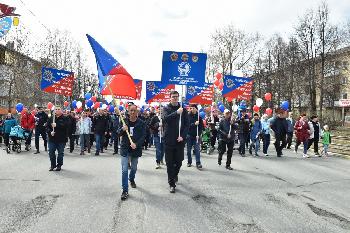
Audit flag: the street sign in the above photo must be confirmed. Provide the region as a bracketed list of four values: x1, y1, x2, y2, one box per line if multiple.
[339, 99, 350, 107]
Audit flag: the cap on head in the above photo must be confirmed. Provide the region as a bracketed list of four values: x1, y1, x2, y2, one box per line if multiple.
[224, 109, 230, 114]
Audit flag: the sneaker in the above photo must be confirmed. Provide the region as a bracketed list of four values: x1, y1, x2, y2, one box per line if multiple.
[187, 163, 192, 167]
[95, 152, 99, 156]
[160, 161, 165, 165]
[156, 163, 161, 169]
[80, 152, 84, 155]
[130, 180, 136, 188]
[34, 150, 40, 154]
[226, 166, 233, 170]
[169, 186, 175, 193]
[121, 191, 129, 200]
[264, 154, 268, 156]
[302, 153, 309, 158]
[196, 164, 203, 169]
[49, 166, 56, 171]
[55, 166, 61, 171]
[218, 160, 221, 166]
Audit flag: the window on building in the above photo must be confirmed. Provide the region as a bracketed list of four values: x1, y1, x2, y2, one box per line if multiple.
[343, 61, 349, 70]
[342, 76, 348, 85]
[342, 93, 348, 99]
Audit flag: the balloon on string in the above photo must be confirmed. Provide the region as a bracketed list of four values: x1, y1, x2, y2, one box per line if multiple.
[64, 101, 69, 107]
[218, 101, 223, 106]
[199, 111, 206, 119]
[215, 73, 223, 80]
[120, 101, 123, 105]
[76, 101, 82, 109]
[105, 95, 113, 103]
[264, 93, 272, 101]
[281, 101, 289, 111]
[86, 100, 93, 108]
[76, 107, 82, 113]
[218, 83, 224, 90]
[109, 105, 115, 113]
[119, 105, 124, 111]
[91, 96, 97, 103]
[232, 104, 238, 112]
[47, 102, 53, 110]
[34, 104, 38, 108]
[256, 98, 263, 107]
[253, 105, 260, 113]
[72, 100, 77, 109]
[16, 103, 24, 112]
[101, 104, 107, 109]
[213, 79, 220, 87]
[265, 108, 273, 116]
[93, 102, 100, 109]
[218, 105, 225, 113]
[84, 93, 92, 100]
[125, 103, 129, 109]
[240, 100, 246, 106]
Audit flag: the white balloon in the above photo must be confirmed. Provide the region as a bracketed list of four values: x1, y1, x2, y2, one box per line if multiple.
[34, 104, 38, 108]
[256, 98, 264, 107]
[232, 104, 238, 112]
[76, 101, 82, 109]
[105, 95, 113, 104]
[102, 104, 107, 109]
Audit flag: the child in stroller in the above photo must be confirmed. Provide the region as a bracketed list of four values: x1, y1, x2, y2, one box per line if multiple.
[7, 125, 30, 153]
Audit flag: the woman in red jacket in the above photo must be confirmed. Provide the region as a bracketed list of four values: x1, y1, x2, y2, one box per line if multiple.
[294, 113, 310, 158]
[20, 110, 35, 151]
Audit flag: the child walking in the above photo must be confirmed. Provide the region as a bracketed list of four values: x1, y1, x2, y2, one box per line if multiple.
[321, 125, 331, 157]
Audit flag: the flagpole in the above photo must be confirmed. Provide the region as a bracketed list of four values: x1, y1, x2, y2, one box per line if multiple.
[52, 94, 56, 133]
[106, 78, 134, 144]
[179, 85, 183, 138]
[196, 107, 199, 144]
[159, 102, 162, 144]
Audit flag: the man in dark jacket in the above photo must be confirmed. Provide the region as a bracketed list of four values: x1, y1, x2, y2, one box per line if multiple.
[271, 109, 288, 157]
[218, 109, 236, 170]
[186, 104, 204, 169]
[236, 109, 251, 156]
[34, 107, 48, 154]
[163, 91, 189, 193]
[149, 109, 164, 169]
[118, 104, 146, 201]
[110, 109, 120, 155]
[47, 106, 68, 171]
[308, 115, 321, 155]
[92, 109, 109, 156]
[207, 109, 220, 150]
[66, 111, 77, 153]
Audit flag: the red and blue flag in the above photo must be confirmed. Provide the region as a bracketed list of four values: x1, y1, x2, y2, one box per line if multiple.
[86, 34, 136, 99]
[222, 75, 253, 100]
[145, 81, 175, 103]
[186, 83, 214, 105]
[41, 67, 74, 96]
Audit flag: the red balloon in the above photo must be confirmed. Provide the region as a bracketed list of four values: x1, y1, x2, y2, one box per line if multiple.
[64, 101, 69, 107]
[253, 105, 260, 112]
[91, 96, 97, 103]
[226, 96, 233, 102]
[203, 119, 207, 128]
[265, 108, 273, 115]
[125, 103, 129, 109]
[47, 102, 53, 110]
[264, 93, 272, 101]
[214, 79, 220, 87]
[76, 107, 82, 113]
[215, 73, 223, 80]
[93, 102, 100, 109]
[120, 101, 123, 105]
[218, 83, 224, 90]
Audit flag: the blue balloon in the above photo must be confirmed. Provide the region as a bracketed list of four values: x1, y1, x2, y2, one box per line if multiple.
[240, 100, 246, 106]
[281, 101, 289, 110]
[119, 105, 124, 111]
[0, 17, 12, 39]
[218, 101, 223, 106]
[84, 93, 92, 100]
[140, 108, 144, 113]
[86, 100, 93, 108]
[109, 105, 115, 113]
[219, 105, 225, 113]
[72, 100, 77, 109]
[16, 103, 24, 112]
[199, 111, 206, 119]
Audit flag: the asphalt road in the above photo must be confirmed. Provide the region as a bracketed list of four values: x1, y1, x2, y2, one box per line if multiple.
[0, 141, 349, 233]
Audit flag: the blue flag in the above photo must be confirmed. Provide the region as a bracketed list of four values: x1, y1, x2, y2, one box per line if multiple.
[41, 67, 74, 96]
[161, 51, 207, 85]
[145, 81, 175, 103]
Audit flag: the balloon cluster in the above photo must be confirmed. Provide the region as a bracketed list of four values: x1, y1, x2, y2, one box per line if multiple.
[213, 73, 224, 91]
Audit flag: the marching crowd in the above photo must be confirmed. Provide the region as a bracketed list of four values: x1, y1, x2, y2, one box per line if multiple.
[0, 91, 332, 200]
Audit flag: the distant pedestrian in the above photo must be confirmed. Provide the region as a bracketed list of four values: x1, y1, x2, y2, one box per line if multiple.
[321, 125, 331, 157]
[249, 113, 262, 156]
[78, 111, 92, 155]
[308, 115, 321, 156]
[236, 109, 251, 156]
[3, 113, 17, 148]
[286, 112, 295, 149]
[271, 109, 288, 157]
[34, 107, 48, 154]
[261, 114, 271, 156]
[218, 109, 236, 170]
[294, 114, 310, 158]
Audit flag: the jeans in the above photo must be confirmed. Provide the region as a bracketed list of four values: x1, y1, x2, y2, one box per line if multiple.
[4, 133, 9, 146]
[111, 131, 119, 153]
[121, 154, 139, 192]
[218, 140, 234, 166]
[262, 134, 270, 154]
[323, 144, 329, 154]
[48, 141, 65, 168]
[210, 129, 218, 147]
[24, 129, 33, 146]
[296, 139, 308, 154]
[286, 132, 293, 148]
[35, 127, 47, 151]
[69, 134, 75, 151]
[80, 134, 90, 152]
[274, 135, 286, 156]
[186, 136, 201, 165]
[249, 138, 260, 154]
[153, 135, 164, 163]
[165, 145, 184, 187]
[95, 134, 104, 152]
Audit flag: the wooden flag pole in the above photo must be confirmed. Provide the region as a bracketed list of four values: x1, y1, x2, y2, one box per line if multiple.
[159, 102, 162, 144]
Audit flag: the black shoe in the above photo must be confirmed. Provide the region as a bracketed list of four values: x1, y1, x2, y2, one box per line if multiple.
[277, 154, 282, 157]
[88, 149, 91, 153]
[55, 166, 61, 171]
[169, 186, 175, 193]
[196, 164, 203, 169]
[34, 150, 40, 154]
[226, 166, 233, 170]
[121, 191, 129, 200]
[187, 163, 192, 167]
[130, 180, 136, 188]
[249, 149, 252, 155]
[49, 166, 56, 171]
[100, 150, 104, 153]
[44, 146, 47, 151]
[70, 149, 73, 153]
[255, 153, 259, 157]
[95, 152, 99, 156]
[113, 152, 118, 155]
[218, 160, 221, 165]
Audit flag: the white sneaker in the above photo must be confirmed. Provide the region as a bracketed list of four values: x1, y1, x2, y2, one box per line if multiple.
[303, 153, 309, 158]
[264, 154, 268, 156]
[155, 163, 161, 169]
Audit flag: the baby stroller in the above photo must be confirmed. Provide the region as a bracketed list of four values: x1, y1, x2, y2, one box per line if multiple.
[201, 127, 211, 154]
[7, 125, 29, 154]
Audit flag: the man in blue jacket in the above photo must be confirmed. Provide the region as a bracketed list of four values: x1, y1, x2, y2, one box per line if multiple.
[163, 91, 189, 193]
[249, 113, 262, 156]
[118, 104, 146, 201]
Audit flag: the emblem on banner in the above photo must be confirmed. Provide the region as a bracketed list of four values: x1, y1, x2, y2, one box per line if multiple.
[146, 81, 156, 91]
[181, 53, 189, 62]
[43, 70, 54, 83]
[188, 86, 196, 95]
[192, 55, 198, 62]
[178, 62, 191, 77]
[226, 79, 235, 88]
[170, 53, 178, 61]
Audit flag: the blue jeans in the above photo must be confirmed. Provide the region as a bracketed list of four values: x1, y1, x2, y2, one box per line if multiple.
[249, 138, 260, 153]
[95, 134, 103, 152]
[153, 136, 164, 163]
[48, 141, 65, 168]
[323, 144, 329, 154]
[80, 134, 90, 152]
[121, 154, 139, 192]
[187, 136, 201, 165]
[262, 134, 270, 154]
